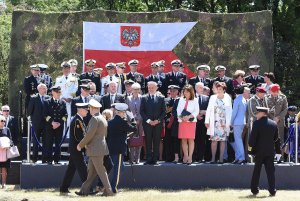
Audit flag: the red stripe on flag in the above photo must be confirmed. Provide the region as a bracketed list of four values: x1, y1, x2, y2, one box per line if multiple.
[84, 50, 195, 78]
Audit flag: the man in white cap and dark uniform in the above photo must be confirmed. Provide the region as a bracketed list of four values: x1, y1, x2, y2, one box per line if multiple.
[245, 65, 264, 94]
[55, 61, 78, 131]
[126, 59, 145, 93]
[188, 65, 211, 90]
[165, 59, 187, 91]
[38, 64, 53, 90]
[76, 99, 114, 197]
[80, 59, 101, 95]
[212, 65, 234, 97]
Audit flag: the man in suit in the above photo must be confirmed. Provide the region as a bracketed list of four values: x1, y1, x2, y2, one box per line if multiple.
[60, 103, 89, 194]
[230, 86, 250, 164]
[165, 59, 187, 91]
[1, 105, 19, 146]
[107, 103, 137, 193]
[193, 82, 210, 162]
[145, 62, 166, 95]
[115, 62, 127, 94]
[249, 107, 281, 196]
[44, 86, 68, 164]
[80, 59, 101, 94]
[188, 65, 212, 90]
[76, 99, 114, 197]
[212, 65, 234, 96]
[126, 59, 145, 93]
[71, 84, 91, 125]
[100, 81, 125, 113]
[89, 82, 101, 103]
[265, 84, 288, 158]
[245, 65, 264, 94]
[140, 81, 166, 165]
[163, 85, 180, 162]
[27, 83, 50, 163]
[101, 63, 119, 96]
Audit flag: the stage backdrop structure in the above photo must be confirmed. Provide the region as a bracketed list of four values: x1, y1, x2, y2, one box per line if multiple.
[8, 9, 273, 115]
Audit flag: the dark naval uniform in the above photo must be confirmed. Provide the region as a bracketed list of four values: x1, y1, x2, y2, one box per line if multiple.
[79, 72, 101, 94]
[165, 72, 187, 91]
[23, 75, 39, 109]
[107, 115, 137, 193]
[126, 72, 145, 93]
[44, 98, 68, 163]
[60, 114, 88, 193]
[145, 74, 167, 96]
[212, 76, 234, 96]
[249, 116, 281, 196]
[188, 77, 211, 90]
[71, 96, 91, 125]
[245, 75, 264, 94]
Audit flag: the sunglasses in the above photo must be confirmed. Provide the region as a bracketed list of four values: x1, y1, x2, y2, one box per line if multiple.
[0, 120, 6, 123]
[2, 110, 9, 112]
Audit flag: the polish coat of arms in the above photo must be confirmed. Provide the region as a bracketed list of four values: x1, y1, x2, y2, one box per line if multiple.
[120, 26, 141, 47]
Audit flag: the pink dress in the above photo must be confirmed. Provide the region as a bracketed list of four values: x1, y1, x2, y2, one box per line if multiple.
[178, 100, 197, 139]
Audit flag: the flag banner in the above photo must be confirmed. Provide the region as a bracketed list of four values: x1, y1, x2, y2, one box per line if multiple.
[83, 22, 197, 77]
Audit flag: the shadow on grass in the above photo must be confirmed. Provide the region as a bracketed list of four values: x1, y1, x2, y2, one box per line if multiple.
[239, 195, 269, 199]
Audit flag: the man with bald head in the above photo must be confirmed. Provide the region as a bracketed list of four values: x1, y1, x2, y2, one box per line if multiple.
[140, 81, 166, 165]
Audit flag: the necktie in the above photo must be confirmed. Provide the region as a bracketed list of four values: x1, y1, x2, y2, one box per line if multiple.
[110, 95, 114, 104]
[41, 96, 44, 104]
[65, 76, 68, 80]
[110, 76, 112, 81]
[84, 97, 87, 103]
[151, 95, 154, 101]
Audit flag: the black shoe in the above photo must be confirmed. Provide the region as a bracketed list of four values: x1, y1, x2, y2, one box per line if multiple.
[143, 161, 151, 165]
[60, 190, 71, 194]
[75, 191, 88, 196]
[89, 191, 98, 195]
[232, 160, 238, 164]
[269, 189, 276, 196]
[251, 189, 259, 195]
[209, 161, 217, 164]
[47, 161, 52, 165]
[152, 161, 159, 165]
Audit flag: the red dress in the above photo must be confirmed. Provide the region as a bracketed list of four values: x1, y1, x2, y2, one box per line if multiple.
[178, 100, 197, 139]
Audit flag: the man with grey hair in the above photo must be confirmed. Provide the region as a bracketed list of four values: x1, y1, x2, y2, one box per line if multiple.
[28, 83, 50, 163]
[100, 81, 125, 112]
[193, 82, 210, 162]
[140, 81, 166, 165]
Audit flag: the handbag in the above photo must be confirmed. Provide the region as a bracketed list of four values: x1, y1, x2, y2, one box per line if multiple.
[180, 100, 194, 122]
[6, 145, 20, 159]
[128, 135, 144, 147]
[0, 136, 10, 148]
[0, 148, 7, 162]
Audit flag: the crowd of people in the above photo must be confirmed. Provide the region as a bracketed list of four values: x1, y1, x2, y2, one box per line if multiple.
[0, 58, 299, 195]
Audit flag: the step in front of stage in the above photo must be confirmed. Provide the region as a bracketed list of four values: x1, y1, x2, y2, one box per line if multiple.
[20, 162, 300, 190]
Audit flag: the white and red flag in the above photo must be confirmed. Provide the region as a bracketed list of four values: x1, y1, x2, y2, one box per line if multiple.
[83, 22, 197, 77]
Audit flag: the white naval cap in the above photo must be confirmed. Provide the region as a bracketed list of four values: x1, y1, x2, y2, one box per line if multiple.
[249, 65, 260, 69]
[68, 59, 78, 66]
[37, 64, 49, 69]
[215, 65, 226, 71]
[114, 103, 128, 111]
[88, 99, 102, 108]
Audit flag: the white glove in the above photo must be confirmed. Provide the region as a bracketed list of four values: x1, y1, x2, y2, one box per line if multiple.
[275, 154, 281, 161]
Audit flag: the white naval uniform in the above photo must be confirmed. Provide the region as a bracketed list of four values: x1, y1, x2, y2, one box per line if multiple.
[55, 74, 78, 137]
[101, 74, 119, 95]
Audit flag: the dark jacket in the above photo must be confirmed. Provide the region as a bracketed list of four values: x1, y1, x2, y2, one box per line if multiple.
[165, 72, 187, 90]
[249, 116, 281, 156]
[145, 74, 167, 96]
[70, 96, 92, 125]
[44, 98, 68, 125]
[100, 93, 125, 112]
[107, 115, 137, 154]
[23, 75, 39, 108]
[28, 94, 50, 126]
[5, 115, 19, 144]
[245, 75, 264, 94]
[140, 94, 166, 124]
[188, 77, 211, 89]
[212, 76, 234, 96]
[69, 114, 86, 154]
[79, 72, 101, 94]
[126, 72, 145, 93]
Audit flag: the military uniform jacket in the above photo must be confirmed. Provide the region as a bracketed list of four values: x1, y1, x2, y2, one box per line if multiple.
[23, 75, 39, 107]
[107, 115, 137, 155]
[126, 72, 145, 92]
[265, 93, 288, 127]
[55, 74, 78, 99]
[245, 75, 264, 94]
[100, 74, 119, 95]
[78, 113, 109, 156]
[164, 97, 177, 123]
[115, 73, 127, 94]
[188, 76, 211, 89]
[44, 98, 68, 124]
[145, 74, 167, 95]
[69, 114, 86, 154]
[80, 72, 101, 94]
[165, 71, 187, 90]
[249, 116, 281, 156]
[212, 76, 234, 96]
[71, 96, 92, 125]
[39, 73, 53, 89]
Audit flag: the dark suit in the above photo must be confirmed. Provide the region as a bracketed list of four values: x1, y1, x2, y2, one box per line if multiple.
[79, 72, 101, 94]
[145, 74, 167, 96]
[100, 93, 125, 113]
[44, 98, 68, 163]
[107, 115, 137, 193]
[249, 116, 281, 195]
[28, 94, 50, 161]
[71, 96, 91, 125]
[165, 72, 187, 90]
[245, 75, 264, 94]
[126, 72, 145, 93]
[188, 77, 211, 89]
[140, 94, 166, 163]
[60, 114, 88, 192]
[193, 94, 210, 162]
[212, 76, 234, 96]
[5, 115, 19, 145]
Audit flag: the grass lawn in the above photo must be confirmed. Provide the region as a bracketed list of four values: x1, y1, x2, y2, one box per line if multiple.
[1, 186, 300, 201]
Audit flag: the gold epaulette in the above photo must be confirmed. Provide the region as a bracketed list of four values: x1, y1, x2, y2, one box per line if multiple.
[62, 117, 67, 122]
[46, 116, 51, 122]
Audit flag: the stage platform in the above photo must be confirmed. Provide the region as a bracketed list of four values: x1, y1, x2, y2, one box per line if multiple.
[20, 161, 300, 190]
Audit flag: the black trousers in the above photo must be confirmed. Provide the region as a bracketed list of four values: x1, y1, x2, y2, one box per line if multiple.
[45, 124, 63, 163]
[60, 152, 87, 191]
[193, 120, 211, 161]
[143, 123, 163, 163]
[251, 155, 276, 194]
[163, 127, 174, 162]
[32, 122, 46, 161]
